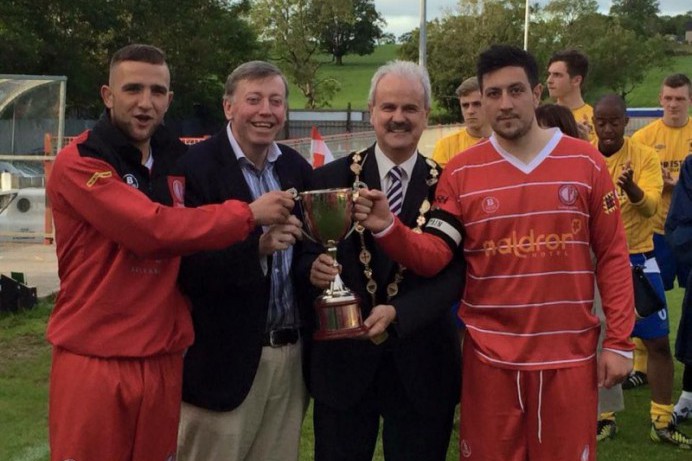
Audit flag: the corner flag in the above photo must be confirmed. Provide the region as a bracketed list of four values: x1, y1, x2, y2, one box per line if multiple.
[310, 126, 334, 168]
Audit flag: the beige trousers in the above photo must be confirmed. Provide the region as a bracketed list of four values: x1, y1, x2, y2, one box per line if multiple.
[177, 341, 308, 461]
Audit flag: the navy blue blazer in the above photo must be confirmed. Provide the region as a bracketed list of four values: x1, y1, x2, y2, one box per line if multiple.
[177, 129, 313, 411]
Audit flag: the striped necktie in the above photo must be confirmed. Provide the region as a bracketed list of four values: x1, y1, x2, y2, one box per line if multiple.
[386, 166, 403, 215]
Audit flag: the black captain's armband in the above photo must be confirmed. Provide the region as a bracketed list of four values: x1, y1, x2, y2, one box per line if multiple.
[424, 208, 463, 251]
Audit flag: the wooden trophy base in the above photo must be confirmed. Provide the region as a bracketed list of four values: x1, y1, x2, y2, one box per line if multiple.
[313, 292, 368, 340]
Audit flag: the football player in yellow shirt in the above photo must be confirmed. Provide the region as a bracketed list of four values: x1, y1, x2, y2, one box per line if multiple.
[547, 49, 596, 142]
[431, 77, 491, 168]
[593, 94, 691, 448]
[632, 73, 692, 425]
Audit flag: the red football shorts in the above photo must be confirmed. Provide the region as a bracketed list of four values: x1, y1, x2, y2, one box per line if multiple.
[459, 341, 597, 461]
[49, 347, 183, 461]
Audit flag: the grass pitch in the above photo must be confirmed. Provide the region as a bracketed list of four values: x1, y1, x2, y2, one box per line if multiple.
[0, 290, 688, 460]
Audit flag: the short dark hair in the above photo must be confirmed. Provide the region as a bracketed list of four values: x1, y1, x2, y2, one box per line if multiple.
[477, 45, 540, 90]
[110, 44, 166, 70]
[548, 49, 589, 82]
[224, 61, 289, 101]
[594, 93, 627, 117]
[662, 73, 691, 94]
[535, 103, 580, 138]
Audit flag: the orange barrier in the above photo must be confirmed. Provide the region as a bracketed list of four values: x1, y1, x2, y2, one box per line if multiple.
[43, 160, 54, 245]
[180, 136, 210, 145]
[40, 134, 55, 244]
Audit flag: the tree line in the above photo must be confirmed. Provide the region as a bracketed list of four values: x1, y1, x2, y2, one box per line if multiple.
[0, 0, 384, 120]
[1, 0, 690, 124]
[398, 0, 692, 121]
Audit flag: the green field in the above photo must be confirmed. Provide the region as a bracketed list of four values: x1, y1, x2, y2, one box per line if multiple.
[627, 55, 692, 108]
[286, 46, 691, 112]
[286, 44, 398, 111]
[0, 290, 689, 460]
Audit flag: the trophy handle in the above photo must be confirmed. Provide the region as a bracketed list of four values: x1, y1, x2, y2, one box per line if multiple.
[299, 227, 319, 244]
[342, 222, 357, 240]
[293, 193, 319, 245]
[334, 181, 366, 241]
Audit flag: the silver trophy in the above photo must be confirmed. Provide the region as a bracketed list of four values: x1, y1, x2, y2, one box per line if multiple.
[299, 188, 367, 340]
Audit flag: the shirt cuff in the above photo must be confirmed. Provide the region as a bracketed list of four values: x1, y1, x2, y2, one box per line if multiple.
[372, 218, 396, 239]
[603, 348, 633, 360]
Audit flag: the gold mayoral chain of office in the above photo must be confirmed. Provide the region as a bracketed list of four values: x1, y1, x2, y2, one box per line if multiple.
[349, 149, 439, 305]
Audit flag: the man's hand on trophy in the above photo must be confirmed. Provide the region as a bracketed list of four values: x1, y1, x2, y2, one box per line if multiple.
[354, 189, 394, 233]
[309, 253, 340, 289]
[249, 191, 295, 225]
[259, 215, 303, 256]
[363, 305, 396, 343]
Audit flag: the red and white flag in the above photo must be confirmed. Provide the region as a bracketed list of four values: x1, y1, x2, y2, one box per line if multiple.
[310, 126, 334, 168]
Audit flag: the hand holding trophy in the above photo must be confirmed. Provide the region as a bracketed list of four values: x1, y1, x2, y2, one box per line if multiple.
[298, 187, 368, 340]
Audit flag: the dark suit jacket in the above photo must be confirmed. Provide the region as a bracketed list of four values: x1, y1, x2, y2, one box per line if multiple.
[666, 155, 692, 364]
[296, 145, 464, 417]
[177, 129, 313, 411]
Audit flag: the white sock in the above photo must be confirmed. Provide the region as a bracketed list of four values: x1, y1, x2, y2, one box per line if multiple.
[680, 391, 692, 402]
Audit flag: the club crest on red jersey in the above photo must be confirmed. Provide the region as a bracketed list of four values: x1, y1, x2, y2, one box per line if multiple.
[558, 184, 578, 206]
[481, 196, 500, 214]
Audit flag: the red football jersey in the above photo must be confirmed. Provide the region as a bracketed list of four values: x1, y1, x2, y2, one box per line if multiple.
[378, 130, 634, 370]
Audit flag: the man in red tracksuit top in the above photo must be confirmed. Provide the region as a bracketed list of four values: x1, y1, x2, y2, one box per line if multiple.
[46, 44, 295, 461]
[355, 45, 635, 460]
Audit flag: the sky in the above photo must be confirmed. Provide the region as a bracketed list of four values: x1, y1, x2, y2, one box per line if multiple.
[375, 0, 691, 37]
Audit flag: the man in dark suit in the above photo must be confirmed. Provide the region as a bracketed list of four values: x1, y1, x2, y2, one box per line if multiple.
[299, 60, 464, 461]
[175, 61, 313, 461]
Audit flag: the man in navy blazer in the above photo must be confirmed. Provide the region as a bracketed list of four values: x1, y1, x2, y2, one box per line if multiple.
[176, 61, 313, 461]
[298, 61, 464, 461]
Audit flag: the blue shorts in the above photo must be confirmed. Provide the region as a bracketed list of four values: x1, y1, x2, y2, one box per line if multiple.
[654, 233, 690, 290]
[631, 253, 670, 340]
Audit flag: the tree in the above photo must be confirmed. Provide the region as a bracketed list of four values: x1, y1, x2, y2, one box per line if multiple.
[398, 31, 413, 44]
[398, 0, 671, 120]
[379, 32, 396, 45]
[0, 0, 263, 122]
[398, 0, 529, 119]
[580, 17, 670, 99]
[316, 0, 385, 65]
[658, 12, 692, 38]
[609, 0, 661, 37]
[542, 0, 597, 25]
[251, 0, 340, 108]
[534, 4, 670, 101]
[0, 0, 121, 115]
[110, 0, 263, 120]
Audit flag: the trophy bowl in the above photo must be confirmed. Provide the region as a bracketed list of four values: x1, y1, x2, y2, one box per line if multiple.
[299, 188, 368, 340]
